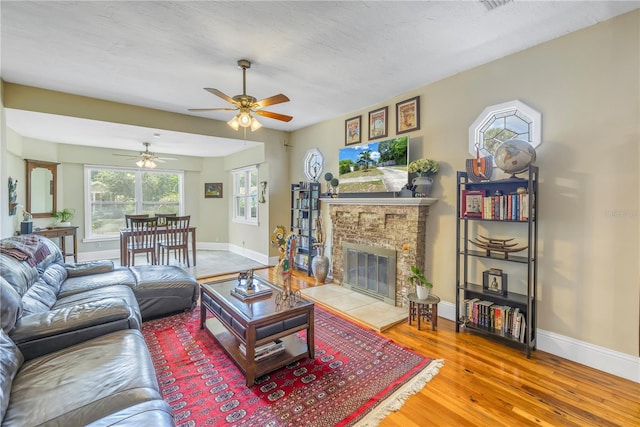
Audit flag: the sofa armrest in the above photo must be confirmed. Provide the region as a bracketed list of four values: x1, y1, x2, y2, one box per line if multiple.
[65, 260, 115, 277]
[10, 298, 135, 360]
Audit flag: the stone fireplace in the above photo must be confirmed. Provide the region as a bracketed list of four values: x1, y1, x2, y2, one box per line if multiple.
[324, 198, 436, 307]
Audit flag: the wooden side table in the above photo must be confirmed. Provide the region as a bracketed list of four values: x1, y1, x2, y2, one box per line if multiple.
[407, 293, 440, 331]
[32, 226, 78, 262]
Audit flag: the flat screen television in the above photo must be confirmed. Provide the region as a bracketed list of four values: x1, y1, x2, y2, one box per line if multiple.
[338, 136, 409, 196]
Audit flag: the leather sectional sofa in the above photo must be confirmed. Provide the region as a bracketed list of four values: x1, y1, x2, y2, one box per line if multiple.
[0, 234, 199, 426]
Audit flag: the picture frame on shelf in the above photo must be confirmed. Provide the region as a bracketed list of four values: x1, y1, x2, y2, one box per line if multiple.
[368, 106, 388, 140]
[462, 189, 485, 218]
[345, 115, 362, 145]
[396, 96, 420, 134]
[204, 182, 223, 198]
[483, 269, 508, 296]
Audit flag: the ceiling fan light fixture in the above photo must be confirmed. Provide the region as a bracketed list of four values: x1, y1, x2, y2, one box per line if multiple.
[137, 158, 157, 168]
[238, 111, 252, 128]
[250, 117, 262, 131]
[227, 116, 240, 131]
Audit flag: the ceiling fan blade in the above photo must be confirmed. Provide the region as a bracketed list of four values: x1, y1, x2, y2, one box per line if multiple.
[188, 107, 237, 112]
[253, 93, 290, 109]
[255, 110, 293, 122]
[204, 88, 239, 106]
[112, 154, 138, 159]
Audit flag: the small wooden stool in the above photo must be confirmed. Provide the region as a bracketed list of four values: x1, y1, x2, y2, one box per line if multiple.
[407, 293, 440, 331]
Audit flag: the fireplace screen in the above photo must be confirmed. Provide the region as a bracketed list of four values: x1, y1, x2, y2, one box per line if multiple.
[343, 242, 396, 305]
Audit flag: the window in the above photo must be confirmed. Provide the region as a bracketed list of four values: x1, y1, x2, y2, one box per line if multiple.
[468, 100, 542, 157]
[84, 165, 184, 240]
[232, 166, 258, 225]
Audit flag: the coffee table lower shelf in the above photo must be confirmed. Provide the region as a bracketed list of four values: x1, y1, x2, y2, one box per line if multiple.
[204, 318, 311, 385]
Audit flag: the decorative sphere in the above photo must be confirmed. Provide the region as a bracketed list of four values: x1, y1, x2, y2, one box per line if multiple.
[494, 139, 536, 175]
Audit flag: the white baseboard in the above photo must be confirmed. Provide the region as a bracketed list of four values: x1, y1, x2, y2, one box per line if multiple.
[536, 329, 640, 383]
[196, 242, 228, 251]
[226, 243, 271, 266]
[78, 249, 120, 262]
[437, 300, 639, 383]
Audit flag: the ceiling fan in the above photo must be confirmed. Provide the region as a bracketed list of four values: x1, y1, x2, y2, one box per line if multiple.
[189, 59, 293, 131]
[112, 142, 177, 168]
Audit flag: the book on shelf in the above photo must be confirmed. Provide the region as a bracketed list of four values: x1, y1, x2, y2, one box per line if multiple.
[473, 192, 531, 221]
[462, 298, 526, 340]
[461, 190, 485, 218]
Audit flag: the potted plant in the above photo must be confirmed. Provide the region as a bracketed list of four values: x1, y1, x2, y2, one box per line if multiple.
[54, 208, 75, 227]
[408, 158, 439, 177]
[408, 265, 433, 299]
[408, 158, 439, 197]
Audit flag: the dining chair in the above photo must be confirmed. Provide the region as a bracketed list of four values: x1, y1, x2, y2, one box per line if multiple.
[154, 213, 177, 226]
[158, 215, 191, 267]
[125, 213, 149, 228]
[126, 217, 158, 266]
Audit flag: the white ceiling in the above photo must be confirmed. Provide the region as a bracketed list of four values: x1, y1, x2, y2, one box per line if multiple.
[2, 1, 637, 157]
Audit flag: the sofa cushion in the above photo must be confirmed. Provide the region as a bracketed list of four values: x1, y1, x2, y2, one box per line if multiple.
[128, 265, 198, 319]
[2, 329, 164, 427]
[65, 260, 115, 278]
[0, 329, 23, 422]
[55, 285, 142, 327]
[1, 236, 66, 316]
[40, 262, 67, 290]
[58, 268, 136, 298]
[0, 277, 22, 333]
[21, 278, 58, 315]
[84, 400, 174, 427]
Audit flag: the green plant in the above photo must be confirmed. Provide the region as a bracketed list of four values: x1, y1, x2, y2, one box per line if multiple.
[54, 208, 75, 223]
[408, 265, 433, 288]
[408, 158, 439, 177]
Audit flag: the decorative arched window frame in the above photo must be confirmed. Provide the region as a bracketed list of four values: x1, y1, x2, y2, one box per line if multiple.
[468, 100, 542, 157]
[303, 148, 324, 182]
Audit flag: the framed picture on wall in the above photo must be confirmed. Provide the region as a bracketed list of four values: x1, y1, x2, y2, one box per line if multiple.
[204, 182, 223, 198]
[368, 106, 388, 140]
[396, 96, 420, 134]
[345, 115, 362, 145]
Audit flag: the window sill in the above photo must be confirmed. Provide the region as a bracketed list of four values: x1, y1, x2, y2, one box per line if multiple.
[232, 218, 259, 226]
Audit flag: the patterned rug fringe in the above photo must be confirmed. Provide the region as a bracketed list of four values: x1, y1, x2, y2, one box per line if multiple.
[354, 358, 445, 427]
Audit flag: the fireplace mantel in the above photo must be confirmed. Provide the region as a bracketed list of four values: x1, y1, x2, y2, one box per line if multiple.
[320, 197, 437, 206]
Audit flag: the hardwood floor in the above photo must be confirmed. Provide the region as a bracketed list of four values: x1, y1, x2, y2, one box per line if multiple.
[203, 268, 640, 427]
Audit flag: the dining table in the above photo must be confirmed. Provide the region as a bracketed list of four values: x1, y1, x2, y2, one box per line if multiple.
[119, 226, 197, 267]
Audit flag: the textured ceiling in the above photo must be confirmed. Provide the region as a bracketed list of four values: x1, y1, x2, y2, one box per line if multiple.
[2, 1, 637, 157]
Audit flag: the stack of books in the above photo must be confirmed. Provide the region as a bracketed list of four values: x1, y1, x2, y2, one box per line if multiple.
[239, 339, 285, 361]
[230, 281, 273, 301]
[463, 298, 527, 342]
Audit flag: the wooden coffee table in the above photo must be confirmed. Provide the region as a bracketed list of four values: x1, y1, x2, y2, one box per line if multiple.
[200, 277, 315, 386]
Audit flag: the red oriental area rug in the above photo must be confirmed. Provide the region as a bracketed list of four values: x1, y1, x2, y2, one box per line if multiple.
[142, 306, 443, 427]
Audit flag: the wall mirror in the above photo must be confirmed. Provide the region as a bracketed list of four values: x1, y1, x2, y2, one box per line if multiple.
[26, 159, 59, 218]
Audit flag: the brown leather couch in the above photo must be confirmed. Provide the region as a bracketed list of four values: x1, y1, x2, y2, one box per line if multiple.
[0, 234, 198, 426]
